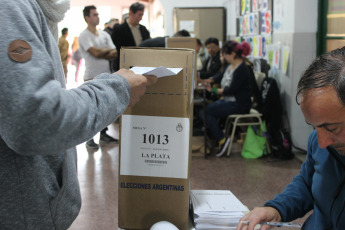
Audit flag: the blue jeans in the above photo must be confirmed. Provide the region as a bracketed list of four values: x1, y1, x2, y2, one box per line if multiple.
[199, 99, 248, 142]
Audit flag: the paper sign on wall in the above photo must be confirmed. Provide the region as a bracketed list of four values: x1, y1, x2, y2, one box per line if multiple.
[120, 115, 190, 179]
[179, 20, 195, 32]
[283, 46, 290, 75]
[261, 11, 272, 35]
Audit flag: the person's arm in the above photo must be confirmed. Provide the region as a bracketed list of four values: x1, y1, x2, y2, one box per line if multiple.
[203, 71, 224, 93]
[237, 207, 281, 230]
[0, 1, 155, 156]
[263, 146, 315, 221]
[80, 31, 117, 60]
[211, 71, 224, 84]
[87, 47, 117, 59]
[116, 69, 157, 107]
[105, 49, 117, 59]
[103, 31, 117, 60]
[237, 132, 316, 230]
[86, 46, 109, 58]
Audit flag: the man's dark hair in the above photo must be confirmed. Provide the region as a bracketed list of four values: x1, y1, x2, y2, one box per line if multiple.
[296, 46, 345, 105]
[205, 37, 219, 46]
[83, 5, 97, 21]
[173, 30, 190, 37]
[109, 18, 119, 23]
[61, 28, 68, 35]
[130, 2, 145, 14]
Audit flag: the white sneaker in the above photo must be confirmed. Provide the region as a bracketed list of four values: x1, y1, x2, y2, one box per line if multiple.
[216, 137, 230, 157]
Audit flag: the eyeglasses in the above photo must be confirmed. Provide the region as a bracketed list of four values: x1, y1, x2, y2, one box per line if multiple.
[206, 45, 217, 49]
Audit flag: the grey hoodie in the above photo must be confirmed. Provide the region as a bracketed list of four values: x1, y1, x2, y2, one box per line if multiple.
[0, 0, 130, 229]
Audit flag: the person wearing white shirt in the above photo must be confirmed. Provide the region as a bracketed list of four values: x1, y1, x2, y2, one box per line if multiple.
[79, 5, 118, 148]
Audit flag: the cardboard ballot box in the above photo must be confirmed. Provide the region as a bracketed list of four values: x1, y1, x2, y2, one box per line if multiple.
[118, 47, 195, 230]
[166, 37, 197, 50]
[166, 37, 198, 87]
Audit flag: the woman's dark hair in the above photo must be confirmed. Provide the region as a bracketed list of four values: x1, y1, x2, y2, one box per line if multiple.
[221, 40, 251, 58]
[296, 46, 345, 105]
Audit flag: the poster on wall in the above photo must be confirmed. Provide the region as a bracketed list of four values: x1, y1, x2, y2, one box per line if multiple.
[261, 11, 272, 35]
[266, 44, 280, 75]
[244, 15, 250, 35]
[282, 46, 290, 75]
[261, 35, 271, 58]
[244, 37, 254, 56]
[237, 0, 272, 59]
[237, 17, 244, 36]
[252, 36, 262, 57]
[179, 20, 195, 33]
[234, 37, 242, 43]
[262, 0, 269, 11]
[252, 0, 264, 12]
[241, 0, 251, 15]
[249, 13, 260, 35]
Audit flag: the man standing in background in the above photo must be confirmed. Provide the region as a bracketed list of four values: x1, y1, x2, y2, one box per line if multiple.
[104, 18, 119, 35]
[79, 5, 118, 149]
[104, 18, 120, 72]
[58, 27, 69, 81]
[111, 2, 150, 70]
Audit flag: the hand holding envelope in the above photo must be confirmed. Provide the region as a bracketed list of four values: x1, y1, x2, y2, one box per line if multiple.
[115, 69, 157, 107]
[118, 66, 183, 106]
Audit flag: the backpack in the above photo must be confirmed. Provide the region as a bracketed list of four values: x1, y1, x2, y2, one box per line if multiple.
[258, 77, 294, 159]
[269, 129, 294, 160]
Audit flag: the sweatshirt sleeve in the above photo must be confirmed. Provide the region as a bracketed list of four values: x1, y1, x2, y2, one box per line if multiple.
[264, 132, 316, 221]
[0, 0, 130, 156]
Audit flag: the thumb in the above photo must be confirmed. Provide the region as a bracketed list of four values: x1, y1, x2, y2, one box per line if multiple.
[145, 75, 158, 86]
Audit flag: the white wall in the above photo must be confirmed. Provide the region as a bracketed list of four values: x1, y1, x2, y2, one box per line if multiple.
[159, 0, 317, 150]
[273, 0, 317, 150]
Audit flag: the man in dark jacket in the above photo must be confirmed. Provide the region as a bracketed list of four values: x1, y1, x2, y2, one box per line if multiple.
[237, 47, 345, 230]
[111, 2, 150, 70]
[198, 37, 222, 79]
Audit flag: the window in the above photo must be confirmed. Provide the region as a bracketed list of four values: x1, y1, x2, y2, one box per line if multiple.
[318, 0, 345, 55]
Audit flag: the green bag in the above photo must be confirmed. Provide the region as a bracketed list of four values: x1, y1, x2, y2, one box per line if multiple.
[241, 122, 267, 159]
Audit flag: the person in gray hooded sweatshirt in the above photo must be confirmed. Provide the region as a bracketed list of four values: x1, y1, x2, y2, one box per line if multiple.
[0, 0, 156, 229]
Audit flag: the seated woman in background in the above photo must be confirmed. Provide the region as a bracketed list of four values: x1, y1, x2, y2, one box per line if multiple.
[199, 40, 252, 157]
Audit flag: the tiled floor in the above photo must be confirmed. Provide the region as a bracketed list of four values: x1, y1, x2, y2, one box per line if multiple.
[68, 123, 310, 230]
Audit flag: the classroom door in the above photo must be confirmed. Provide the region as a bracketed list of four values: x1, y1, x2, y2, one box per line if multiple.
[174, 7, 226, 43]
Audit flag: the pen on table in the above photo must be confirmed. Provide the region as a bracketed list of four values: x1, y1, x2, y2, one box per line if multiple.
[240, 220, 302, 228]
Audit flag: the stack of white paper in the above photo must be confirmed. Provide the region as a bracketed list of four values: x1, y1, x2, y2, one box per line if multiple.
[190, 190, 248, 230]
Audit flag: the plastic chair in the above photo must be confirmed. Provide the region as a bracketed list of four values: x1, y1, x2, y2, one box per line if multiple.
[224, 108, 264, 156]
